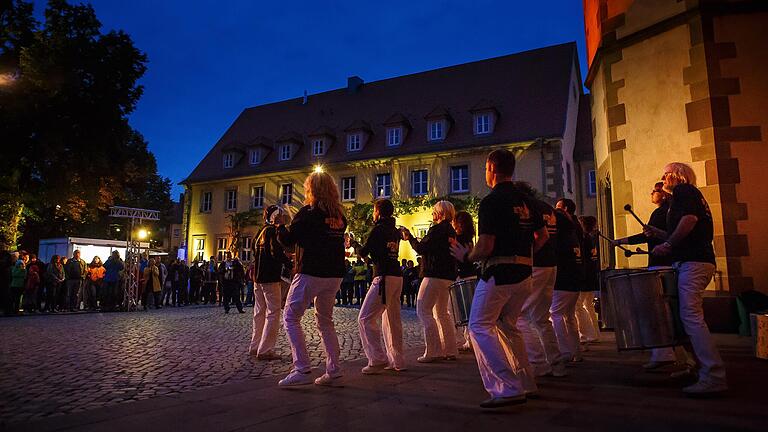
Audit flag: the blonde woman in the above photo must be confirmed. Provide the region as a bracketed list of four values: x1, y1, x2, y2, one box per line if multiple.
[276, 171, 347, 386]
[401, 200, 458, 362]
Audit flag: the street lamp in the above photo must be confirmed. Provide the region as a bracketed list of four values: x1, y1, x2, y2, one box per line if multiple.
[137, 228, 148, 240]
[313, 164, 324, 174]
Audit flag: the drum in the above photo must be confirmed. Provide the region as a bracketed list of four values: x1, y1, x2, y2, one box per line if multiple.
[605, 269, 687, 351]
[449, 278, 477, 327]
[598, 268, 646, 329]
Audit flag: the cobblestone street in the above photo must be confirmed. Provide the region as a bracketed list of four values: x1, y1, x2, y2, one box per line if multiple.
[0, 305, 423, 424]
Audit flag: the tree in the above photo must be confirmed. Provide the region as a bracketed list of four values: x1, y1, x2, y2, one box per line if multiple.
[0, 0, 172, 251]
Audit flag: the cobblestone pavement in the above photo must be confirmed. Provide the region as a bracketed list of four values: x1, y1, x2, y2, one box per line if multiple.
[0, 304, 424, 424]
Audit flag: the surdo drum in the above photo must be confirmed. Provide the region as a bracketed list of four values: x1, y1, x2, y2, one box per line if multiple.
[449, 278, 478, 327]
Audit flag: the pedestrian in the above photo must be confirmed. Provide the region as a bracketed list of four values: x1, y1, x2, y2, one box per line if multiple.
[23, 260, 41, 312]
[87, 256, 105, 310]
[44, 255, 66, 312]
[102, 251, 124, 312]
[349, 198, 406, 374]
[352, 257, 367, 305]
[402, 260, 416, 307]
[65, 250, 87, 311]
[179, 260, 190, 306]
[249, 204, 292, 360]
[159, 258, 168, 304]
[189, 261, 203, 305]
[27, 254, 46, 311]
[218, 253, 245, 314]
[401, 200, 458, 363]
[142, 258, 162, 310]
[10, 259, 26, 314]
[276, 171, 347, 387]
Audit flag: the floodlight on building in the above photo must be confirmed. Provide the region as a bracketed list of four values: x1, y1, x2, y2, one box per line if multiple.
[313, 164, 324, 173]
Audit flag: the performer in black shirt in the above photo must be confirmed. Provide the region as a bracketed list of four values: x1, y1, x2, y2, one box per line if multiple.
[452, 210, 478, 353]
[576, 215, 601, 345]
[450, 149, 548, 408]
[349, 199, 405, 374]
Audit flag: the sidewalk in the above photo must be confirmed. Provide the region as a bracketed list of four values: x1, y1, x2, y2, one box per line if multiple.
[10, 333, 767, 432]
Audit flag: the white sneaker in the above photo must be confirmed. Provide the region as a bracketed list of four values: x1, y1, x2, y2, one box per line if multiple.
[314, 372, 342, 386]
[278, 370, 313, 387]
[361, 364, 386, 375]
[683, 380, 728, 395]
[384, 365, 407, 372]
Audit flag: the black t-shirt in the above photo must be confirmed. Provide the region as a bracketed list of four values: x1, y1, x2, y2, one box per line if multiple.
[532, 200, 558, 268]
[354, 217, 402, 277]
[277, 205, 348, 278]
[667, 183, 715, 264]
[627, 201, 673, 267]
[554, 210, 585, 291]
[478, 182, 543, 285]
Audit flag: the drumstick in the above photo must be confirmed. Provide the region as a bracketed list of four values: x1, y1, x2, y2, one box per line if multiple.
[623, 204, 647, 227]
[596, 231, 632, 253]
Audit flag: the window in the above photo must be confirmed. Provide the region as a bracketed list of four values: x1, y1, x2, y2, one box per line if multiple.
[249, 148, 261, 165]
[342, 176, 356, 201]
[428, 120, 444, 141]
[414, 224, 429, 239]
[386, 127, 402, 147]
[225, 189, 237, 212]
[312, 139, 324, 156]
[281, 183, 293, 205]
[279, 144, 291, 161]
[475, 113, 491, 135]
[194, 237, 205, 261]
[566, 162, 573, 193]
[251, 185, 264, 209]
[223, 153, 234, 168]
[216, 237, 228, 262]
[199, 191, 212, 213]
[411, 169, 428, 196]
[347, 133, 361, 151]
[241, 237, 253, 262]
[450, 165, 470, 193]
[375, 173, 391, 198]
[587, 170, 597, 196]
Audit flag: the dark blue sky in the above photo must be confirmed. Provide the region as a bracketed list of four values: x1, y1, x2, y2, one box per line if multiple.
[37, 1, 588, 198]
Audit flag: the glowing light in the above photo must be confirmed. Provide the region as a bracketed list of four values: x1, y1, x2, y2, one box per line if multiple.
[115, 228, 121, 232]
[313, 164, 324, 173]
[137, 229, 148, 240]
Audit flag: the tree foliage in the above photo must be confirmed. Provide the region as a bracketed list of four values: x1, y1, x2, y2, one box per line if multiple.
[0, 0, 172, 251]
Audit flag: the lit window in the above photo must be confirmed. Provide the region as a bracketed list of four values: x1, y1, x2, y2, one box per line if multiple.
[347, 133, 361, 151]
[241, 237, 253, 262]
[225, 189, 237, 211]
[200, 192, 212, 213]
[223, 153, 234, 168]
[411, 169, 428, 196]
[216, 237, 228, 262]
[249, 148, 261, 165]
[588, 170, 597, 196]
[428, 121, 444, 141]
[281, 183, 293, 205]
[450, 165, 469, 193]
[375, 173, 391, 198]
[312, 139, 324, 156]
[251, 185, 264, 209]
[475, 114, 491, 135]
[386, 127, 402, 147]
[279, 144, 291, 161]
[194, 237, 205, 261]
[342, 176, 356, 201]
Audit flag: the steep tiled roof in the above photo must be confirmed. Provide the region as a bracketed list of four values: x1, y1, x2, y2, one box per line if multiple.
[183, 42, 578, 184]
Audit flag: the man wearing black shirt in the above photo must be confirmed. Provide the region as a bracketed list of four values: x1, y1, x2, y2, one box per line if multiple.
[451, 150, 548, 408]
[350, 199, 405, 374]
[646, 162, 726, 395]
[218, 252, 245, 314]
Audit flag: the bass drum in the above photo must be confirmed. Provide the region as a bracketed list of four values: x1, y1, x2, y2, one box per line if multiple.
[449, 278, 478, 327]
[606, 269, 687, 351]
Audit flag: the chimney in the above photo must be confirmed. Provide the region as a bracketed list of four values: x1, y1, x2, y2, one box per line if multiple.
[347, 76, 363, 93]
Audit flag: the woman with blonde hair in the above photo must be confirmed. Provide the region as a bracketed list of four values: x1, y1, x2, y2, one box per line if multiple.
[276, 171, 348, 386]
[401, 200, 458, 362]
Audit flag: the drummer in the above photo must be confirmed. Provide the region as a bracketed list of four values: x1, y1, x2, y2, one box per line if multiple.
[450, 149, 548, 408]
[348, 199, 406, 374]
[644, 162, 727, 395]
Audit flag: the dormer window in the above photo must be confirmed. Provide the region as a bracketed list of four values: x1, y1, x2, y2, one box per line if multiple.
[249, 148, 261, 165]
[347, 133, 362, 152]
[223, 152, 234, 168]
[312, 139, 325, 157]
[279, 143, 292, 161]
[475, 113, 492, 135]
[428, 120, 445, 141]
[386, 127, 402, 147]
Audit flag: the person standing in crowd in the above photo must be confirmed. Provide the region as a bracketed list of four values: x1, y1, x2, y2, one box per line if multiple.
[163, 259, 175, 306]
[450, 149, 548, 408]
[102, 251, 124, 312]
[87, 256, 105, 310]
[340, 259, 355, 306]
[402, 260, 416, 307]
[249, 205, 291, 360]
[349, 198, 405, 374]
[178, 260, 190, 306]
[551, 198, 585, 363]
[352, 257, 367, 305]
[44, 255, 65, 313]
[26, 254, 45, 311]
[513, 184, 568, 378]
[10, 259, 26, 314]
[576, 216, 601, 347]
[644, 162, 727, 395]
[23, 260, 41, 313]
[159, 258, 168, 304]
[189, 261, 204, 305]
[142, 258, 162, 310]
[452, 210, 477, 353]
[204, 256, 218, 305]
[401, 200, 458, 363]
[218, 252, 245, 314]
[65, 250, 86, 311]
[276, 171, 347, 387]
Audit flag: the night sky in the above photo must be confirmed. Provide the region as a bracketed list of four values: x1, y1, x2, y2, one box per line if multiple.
[35, 0, 588, 198]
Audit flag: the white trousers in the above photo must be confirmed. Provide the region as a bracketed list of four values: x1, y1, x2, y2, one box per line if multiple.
[470, 276, 536, 398]
[358, 276, 405, 369]
[249, 282, 282, 356]
[551, 290, 581, 359]
[575, 291, 601, 342]
[283, 273, 342, 375]
[676, 261, 726, 384]
[518, 267, 566, 369]
[416, 277, 457, 358]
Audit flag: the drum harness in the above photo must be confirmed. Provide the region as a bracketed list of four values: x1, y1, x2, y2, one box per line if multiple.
[481, 255, 533, 272]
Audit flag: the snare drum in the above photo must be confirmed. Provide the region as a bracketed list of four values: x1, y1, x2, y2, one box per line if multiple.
[449, 278, 477, 327]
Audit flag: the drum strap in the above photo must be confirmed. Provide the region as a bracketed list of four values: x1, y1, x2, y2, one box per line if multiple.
[482, 256, 533, 271]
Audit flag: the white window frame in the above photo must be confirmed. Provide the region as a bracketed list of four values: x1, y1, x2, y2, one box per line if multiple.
[386, 127, 402, 147]
[223, 152, 234, 168]
[240, 236, 253, 262]
[216, 237, 228, 262]
[249, 148, 261, 165]
[312, 139, 324, 157]
[375, 173, 391, 198]
[411, 169, 428, 197]
[588, 169, 597, 196]
[279, 143, 292, 161]
[475, 113, 491, 135]
[341, 176, 356, 202]
[347, 133, 362, 152]
[225, 189, 237, 212]
[194, 237, 206, 261]
[251, 185, 264, 209]
[199, 191, 212, 213]
[450, 165, 470, 194]
[281, 183, 293, 205]
[428, 120, 444, 141]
